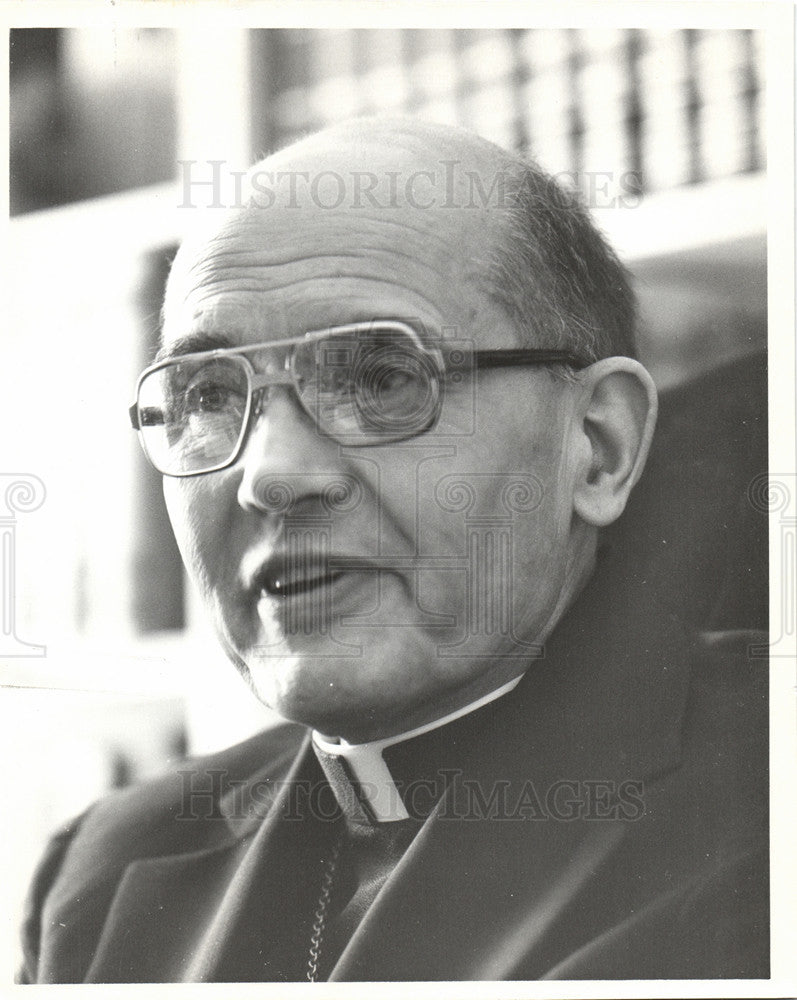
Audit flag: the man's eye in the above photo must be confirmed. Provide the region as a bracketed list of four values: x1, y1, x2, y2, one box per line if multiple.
[177, 361, 248, 417]
[184, 381, 239, 414]
[374, 367, 414, 394]
[357, 346, 426, 395]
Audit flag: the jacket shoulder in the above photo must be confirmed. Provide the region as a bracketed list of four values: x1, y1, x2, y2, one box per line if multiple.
[69, 721, 306, 859]
[684, 629, 768, 765]
[651, 629, 769, 851]
[18, 721, 306, 983]
[539, 630, 770, 980]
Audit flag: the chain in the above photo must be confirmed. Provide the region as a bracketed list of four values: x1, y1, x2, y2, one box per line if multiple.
[306, 833, 343, 983]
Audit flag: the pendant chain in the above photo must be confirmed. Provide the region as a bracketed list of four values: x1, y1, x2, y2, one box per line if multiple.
[306, 833, 343, 983]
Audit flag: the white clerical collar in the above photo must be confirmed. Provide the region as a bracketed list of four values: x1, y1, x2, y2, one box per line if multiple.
[312, 673, 526, 823]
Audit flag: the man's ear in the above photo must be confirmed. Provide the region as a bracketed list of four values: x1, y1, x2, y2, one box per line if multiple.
[571, 357, 658, 528]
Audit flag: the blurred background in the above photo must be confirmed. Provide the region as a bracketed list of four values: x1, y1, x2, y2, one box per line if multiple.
[2, 25, 769, 978]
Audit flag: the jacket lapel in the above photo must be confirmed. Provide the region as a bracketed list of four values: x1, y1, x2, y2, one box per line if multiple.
[328, 776, 628, 981]
[329, 545, 694, 980]
[85, 731, 341, 983]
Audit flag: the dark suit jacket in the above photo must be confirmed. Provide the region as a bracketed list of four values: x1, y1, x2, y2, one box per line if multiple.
[18, 534, 769, 982]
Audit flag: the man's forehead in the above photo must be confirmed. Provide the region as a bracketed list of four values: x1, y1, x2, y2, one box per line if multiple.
[163, 121, 518, 346]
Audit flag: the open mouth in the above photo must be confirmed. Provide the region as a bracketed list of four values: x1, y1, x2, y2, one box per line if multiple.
[259, 565, 344, 599]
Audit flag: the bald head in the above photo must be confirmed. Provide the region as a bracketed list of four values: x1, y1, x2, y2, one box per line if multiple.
[166, 117, 636, 362]
[253, 116, 520, 205]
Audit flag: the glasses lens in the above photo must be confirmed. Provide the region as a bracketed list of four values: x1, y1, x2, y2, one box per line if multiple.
[294, 326, 442, 443]
[137, 356, 250, 474]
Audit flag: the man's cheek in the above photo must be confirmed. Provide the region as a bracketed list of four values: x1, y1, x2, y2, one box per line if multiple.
[163, 482, 196, 557]
[512, 505, 567, 576]
[509, 517, 570, 627]
[164, 485, 221, 593]
[416, 567, 466, 621]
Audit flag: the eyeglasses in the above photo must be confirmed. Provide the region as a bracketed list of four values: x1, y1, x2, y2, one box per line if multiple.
[129, 320, 587, 477]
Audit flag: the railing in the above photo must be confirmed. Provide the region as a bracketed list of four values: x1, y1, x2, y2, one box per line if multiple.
[254, 28, 764, 195]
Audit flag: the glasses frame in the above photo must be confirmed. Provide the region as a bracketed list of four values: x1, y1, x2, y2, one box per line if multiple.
[129, 320, 588, 477]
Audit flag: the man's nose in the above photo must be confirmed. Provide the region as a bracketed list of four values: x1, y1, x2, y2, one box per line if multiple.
[236, 387, 340, 515]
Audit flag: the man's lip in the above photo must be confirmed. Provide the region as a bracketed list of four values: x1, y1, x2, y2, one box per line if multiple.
[261, 569, 344, 599]
[251, 554, 327, 597]
[246, 553, 383, 599]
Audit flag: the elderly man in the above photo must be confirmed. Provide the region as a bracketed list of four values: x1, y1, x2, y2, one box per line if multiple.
[20, 118, 767, 982]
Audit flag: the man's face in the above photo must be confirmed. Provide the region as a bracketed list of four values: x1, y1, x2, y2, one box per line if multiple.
[162, 144, 585, 742]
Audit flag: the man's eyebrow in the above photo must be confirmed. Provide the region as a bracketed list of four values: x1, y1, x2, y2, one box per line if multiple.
[155, 332, 235, 364]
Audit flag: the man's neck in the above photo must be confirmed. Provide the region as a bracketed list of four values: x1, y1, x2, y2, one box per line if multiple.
[312, 671, 526, 822]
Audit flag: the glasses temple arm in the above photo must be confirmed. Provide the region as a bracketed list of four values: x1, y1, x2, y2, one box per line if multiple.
[129, 404, 166, 430]
[470, 349, 589, 370]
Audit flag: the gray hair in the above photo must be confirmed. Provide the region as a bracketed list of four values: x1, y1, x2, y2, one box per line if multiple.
[488, 156, 638, 365]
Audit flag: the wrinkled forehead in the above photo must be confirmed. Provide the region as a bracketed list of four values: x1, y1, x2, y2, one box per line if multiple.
[162, 129, 516, 348]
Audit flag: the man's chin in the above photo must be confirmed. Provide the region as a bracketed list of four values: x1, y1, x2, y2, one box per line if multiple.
[237, 652, 421, 741]
[241, 651, 359, 730]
